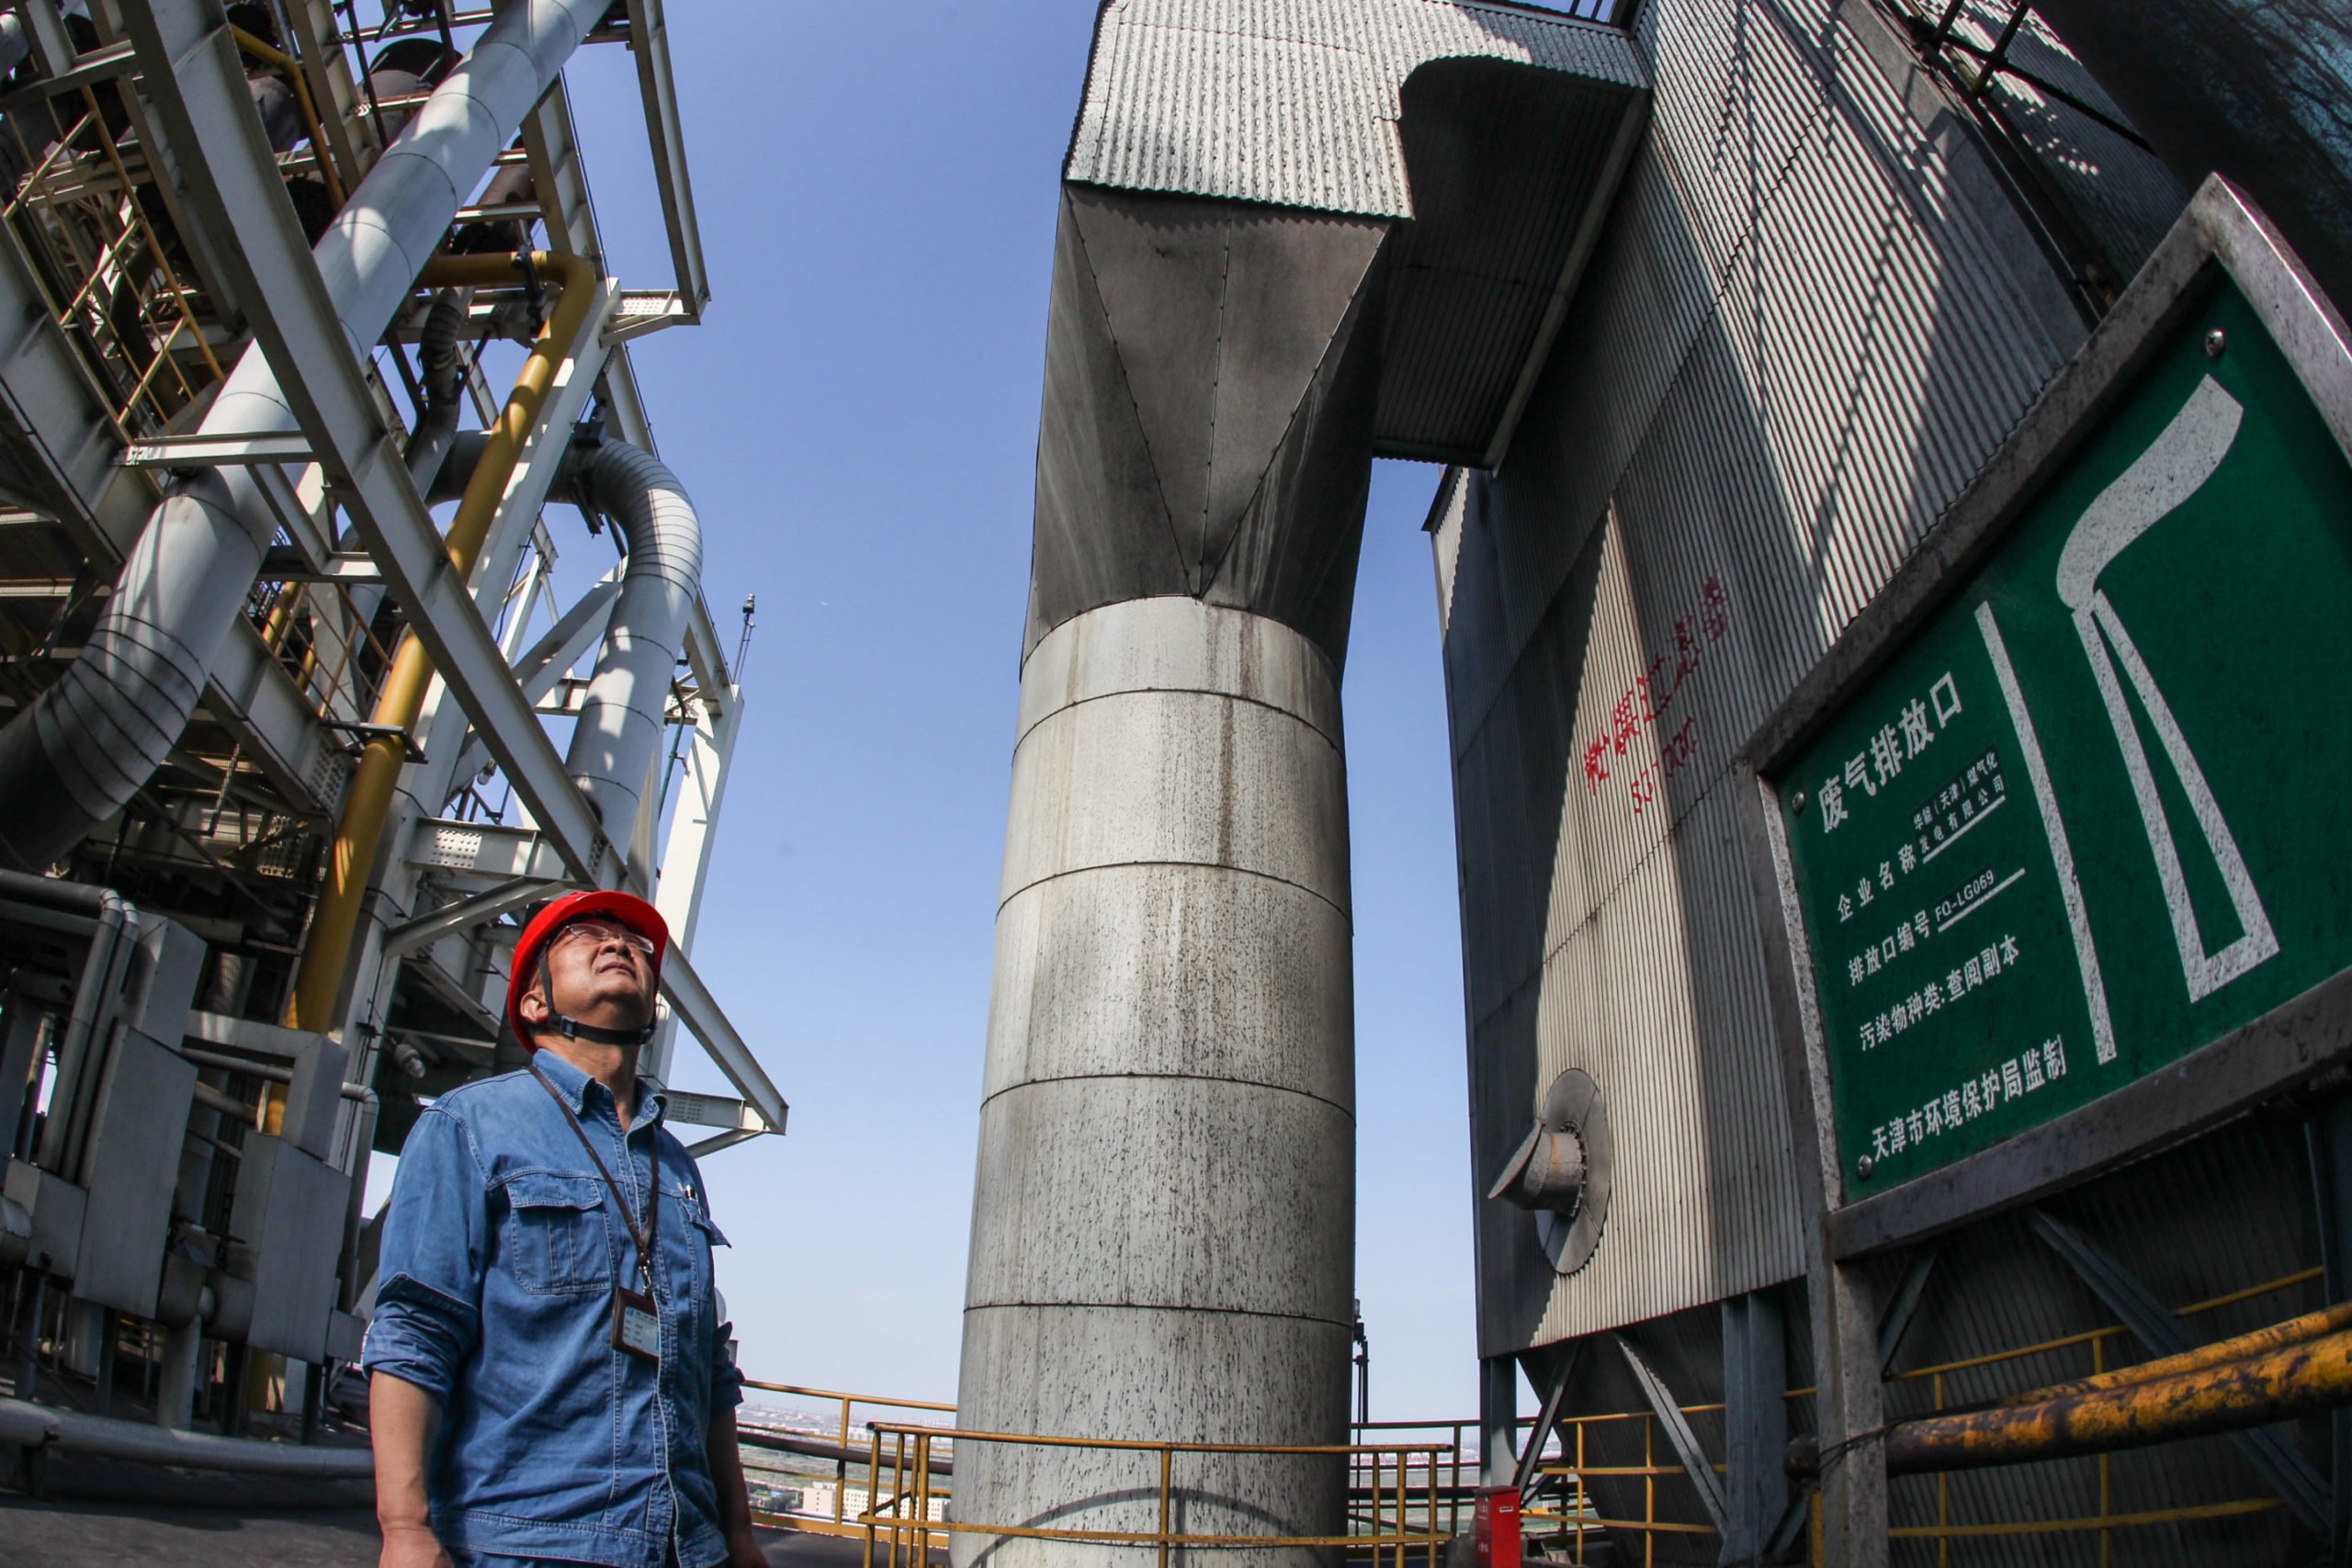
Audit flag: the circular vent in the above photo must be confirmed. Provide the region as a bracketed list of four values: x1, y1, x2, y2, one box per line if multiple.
[1532, 1069, 1611, 1278]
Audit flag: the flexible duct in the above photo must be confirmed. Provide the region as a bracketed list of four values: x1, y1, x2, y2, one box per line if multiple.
[546, 442, 702, 844]
[0, 0, 612, 874]
[404, 288, 469, 491]
[434, 434, 705, 847]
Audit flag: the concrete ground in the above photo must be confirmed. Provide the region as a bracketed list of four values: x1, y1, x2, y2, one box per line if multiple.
[0, 1455, 916, 1568]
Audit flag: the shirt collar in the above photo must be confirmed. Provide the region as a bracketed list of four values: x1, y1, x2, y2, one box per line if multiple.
[528, 1048, 666, 1128]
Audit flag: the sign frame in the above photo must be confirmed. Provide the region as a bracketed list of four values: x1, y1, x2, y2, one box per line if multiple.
[1736, 175, 2352, 1260]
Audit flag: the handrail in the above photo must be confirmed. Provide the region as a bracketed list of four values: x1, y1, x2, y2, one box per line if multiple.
[751, 1268, 2326, 1561]
[869, 1419, 1443, 1455]
[858, 1420, 1454, 1568]
[742, 1379, 956, 1413]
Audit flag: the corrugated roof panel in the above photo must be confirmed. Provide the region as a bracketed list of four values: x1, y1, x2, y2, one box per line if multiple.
[1069, 0, 1648, 219]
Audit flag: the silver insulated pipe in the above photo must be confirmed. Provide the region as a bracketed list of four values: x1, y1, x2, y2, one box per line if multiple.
[0, 0, 614, 873]
[550, 442, 703, 845]
[436, 434, 704, 848]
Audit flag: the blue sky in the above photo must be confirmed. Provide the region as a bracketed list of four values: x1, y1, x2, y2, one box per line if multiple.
[504, 5, 1480, 1421]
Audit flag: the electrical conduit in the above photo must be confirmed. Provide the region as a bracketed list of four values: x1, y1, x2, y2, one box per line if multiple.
[0, 0, 613, 874]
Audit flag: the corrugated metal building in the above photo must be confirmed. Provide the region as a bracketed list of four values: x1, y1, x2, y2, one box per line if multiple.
[1438, 0, 2352, 1563]
[978, 1, 2352, 1562]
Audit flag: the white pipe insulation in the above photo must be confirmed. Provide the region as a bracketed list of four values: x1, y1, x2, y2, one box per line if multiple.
[549, 442, 704, 847]
[436, 434, 705, 849]
[0, 0, 615, 872]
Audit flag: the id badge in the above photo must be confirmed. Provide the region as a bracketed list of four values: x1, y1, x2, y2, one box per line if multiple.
[612, 1286, 661, 1363]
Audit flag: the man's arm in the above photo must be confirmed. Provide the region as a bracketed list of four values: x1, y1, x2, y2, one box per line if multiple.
[373, 1372, 453, 1568]
[707, 1406, 766, 1567]
[360, 1107, 487, 1568]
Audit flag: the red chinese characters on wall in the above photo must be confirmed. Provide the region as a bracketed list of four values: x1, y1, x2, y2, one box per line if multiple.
[1581, 575, 1732, 815]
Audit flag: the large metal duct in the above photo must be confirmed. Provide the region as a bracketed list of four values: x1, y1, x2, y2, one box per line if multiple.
[547, 441, 703, 845]
[436, 434, 703, 847]
[961, 189, 1386, 1568]
[0, 0, 612, 873]
[2028, 0, 2352, 316]
[957, 7, 1647, 1562]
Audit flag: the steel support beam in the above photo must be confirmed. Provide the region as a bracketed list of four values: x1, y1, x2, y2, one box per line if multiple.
[1721, 1292, 1788, 1566]
[645, 686, 740, 1082]
[2307, 1097, 2352, 1563]
[2027, 1208, 2327, 1530]
[1478, 1353, 1521, 1491]
[379, 875, 548, 960]
[1613, 1333, 1730, 1538]
[119, 0, 786, 1139]
[1512, 1340, 1580, 1494]
[621, 0, 706, 317]
[1876, 1248, 1939, 1372]
[121, 0, 613, 877]
[16, 0, 81, 79]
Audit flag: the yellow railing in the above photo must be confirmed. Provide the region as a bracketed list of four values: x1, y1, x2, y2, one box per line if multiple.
[739, 1380, 957, 1540]
[748, 1263, 2321, 1564]
[1871, 1265, 2315, 1565]
[859, 1422, 1452, 1568]
[0, 82, 227, 443]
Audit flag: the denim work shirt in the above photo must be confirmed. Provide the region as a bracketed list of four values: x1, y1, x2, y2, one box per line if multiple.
[362, 1051, 743, 1567]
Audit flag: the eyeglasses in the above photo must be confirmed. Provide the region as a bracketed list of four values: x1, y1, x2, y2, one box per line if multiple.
[551, 919, 657, 959]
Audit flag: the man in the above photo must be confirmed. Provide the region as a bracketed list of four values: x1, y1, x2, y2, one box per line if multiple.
[363, 889, 767, 1568]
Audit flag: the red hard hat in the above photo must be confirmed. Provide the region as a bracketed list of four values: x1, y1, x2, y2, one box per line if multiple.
[506, 889, 670, 1046]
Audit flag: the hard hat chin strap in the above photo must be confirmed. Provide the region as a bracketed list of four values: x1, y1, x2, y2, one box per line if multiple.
[544, 1012, 656, 1048]
[533, 947, 657, 1048]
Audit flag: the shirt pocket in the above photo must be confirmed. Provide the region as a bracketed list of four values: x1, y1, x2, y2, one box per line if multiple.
[503, 1173, 612, 1296]
[678, 1199, 728, 1309]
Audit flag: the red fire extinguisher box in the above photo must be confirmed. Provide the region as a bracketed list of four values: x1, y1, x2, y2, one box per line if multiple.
[1473, 1485, 1521, 1568]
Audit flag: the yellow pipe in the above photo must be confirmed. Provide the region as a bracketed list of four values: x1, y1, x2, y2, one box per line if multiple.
[1788, 1322, 2352, 1479]
[229, 24, 349, 209]
[287, 251, 598, 1032]
[1995, 1299, 2352, 1408]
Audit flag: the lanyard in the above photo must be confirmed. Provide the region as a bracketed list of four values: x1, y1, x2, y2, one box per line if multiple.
[530, 1065, 660, 1292]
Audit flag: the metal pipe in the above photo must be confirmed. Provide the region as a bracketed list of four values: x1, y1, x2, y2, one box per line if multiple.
[0, 868, 111, 916]
[1995, 1301, 2352, 1408]
[0, 0, 613, 875]
[32, 886, 127, 1182]
[286, 250, 598, 1032]
[403, 286, 469, 491]
[0, 1394, 372, 1478]
[228, 22, 348, 206]
[176, 1044, 378, 1102]
[546, 442, 702, 848]
[1787, 1325, 2352, 1479]
[430, 432, 706, 851]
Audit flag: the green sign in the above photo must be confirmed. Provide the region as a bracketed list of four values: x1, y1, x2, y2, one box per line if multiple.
[1777, 281, 2352, 1194]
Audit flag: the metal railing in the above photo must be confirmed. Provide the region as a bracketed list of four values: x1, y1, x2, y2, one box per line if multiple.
[1874, 1265, 2312, 1562]
[0, 83, 227, 447]
[746, 1266, 2318, 1566]
[858, 1422, 1453, 1568]
[738, 1380, 957, 1540]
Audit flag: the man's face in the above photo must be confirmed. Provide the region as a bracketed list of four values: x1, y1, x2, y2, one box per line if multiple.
[524, 918, 657, 1034]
